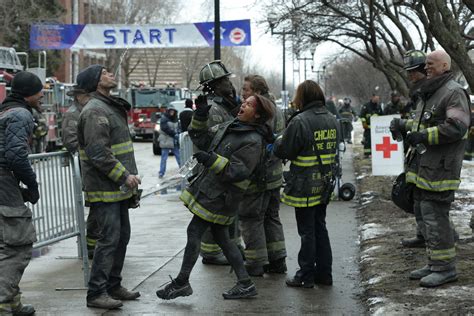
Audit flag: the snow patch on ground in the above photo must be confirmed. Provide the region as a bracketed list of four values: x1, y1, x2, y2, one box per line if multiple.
[360, 223, 392, 241]
[405, 284, 474, 298]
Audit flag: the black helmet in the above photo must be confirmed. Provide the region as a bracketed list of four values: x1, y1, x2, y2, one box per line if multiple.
[391, 172, 414, 214]
[199, 60, 232, 86]
[403, 50, 426, 71]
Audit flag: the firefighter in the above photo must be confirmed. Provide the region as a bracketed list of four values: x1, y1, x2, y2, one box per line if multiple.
[77, 65, 141, 309]
[383, 91, 405, 116]
[338, 97, 357, 144]
[0, 71, 44, 316]
[274, 80, 339, 288]
[62, 83, 100, 260]
[156, 94, 274, 300]
[360, 94, 383, 157]
[31, 107, 47, 154]
[390, 50, 470, 287]
[238, 74, 287, 276]
[195, 60, 241, 265]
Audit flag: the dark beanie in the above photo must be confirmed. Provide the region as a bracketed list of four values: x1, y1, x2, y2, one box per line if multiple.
[76, 64, 104, 93]
[11, 72, 43, 97]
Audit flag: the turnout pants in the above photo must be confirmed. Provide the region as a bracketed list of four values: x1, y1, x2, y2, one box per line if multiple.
[239, 189, 287, 267]
[363, 129, 371, 156]
[414, 190, 456, 271]
[200, 221, 241, 260]
[87, 200, 131, 300]
[294, 204, 332, 282]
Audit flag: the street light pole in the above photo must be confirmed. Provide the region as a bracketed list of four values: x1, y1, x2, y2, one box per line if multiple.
[297, 57, 312, 81]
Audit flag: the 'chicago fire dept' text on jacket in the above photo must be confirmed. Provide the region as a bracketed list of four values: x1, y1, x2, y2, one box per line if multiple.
[274, 102, 339, 208]
[78, 92, 138, 203]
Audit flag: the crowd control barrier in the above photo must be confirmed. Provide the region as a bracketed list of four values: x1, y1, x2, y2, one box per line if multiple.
[27, 151, 89, 286]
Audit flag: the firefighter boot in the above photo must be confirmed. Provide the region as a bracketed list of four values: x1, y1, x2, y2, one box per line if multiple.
[263, 258, 287, 274]
[86, 293, 123, 309]
[222, 280, 257, 299]
[245, 264, 264, 277]
[202, 253, 229, 266]
[401, 235, 425, 248]
[420, 269, 457, 287]
[10, 303, 36, 316]
[409, 265, 432, 280]
[285, 275, 315, 288]
[156, 277, 193, 300]
[108, 286, 140, 300]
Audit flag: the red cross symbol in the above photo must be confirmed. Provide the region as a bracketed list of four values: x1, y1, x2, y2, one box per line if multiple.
[375, 136, 398, 158]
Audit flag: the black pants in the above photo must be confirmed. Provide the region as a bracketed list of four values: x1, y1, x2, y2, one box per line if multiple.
[87, 200, 130, 300]
[178, 215, 249, 283]
[294, 204, 332, 282]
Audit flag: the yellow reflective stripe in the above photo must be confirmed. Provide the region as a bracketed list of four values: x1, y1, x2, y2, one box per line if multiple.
[232, 179, 251, 190]
[87, 237, 97, 247]
[320, 153, 336, 164]
[406, 119, 413, 130]
[267, 240, 286, 252]
[210, 154, 228, 173]
[406, 171, 461, 191]
[244, 248, 268, 260]
[180, 190, 234, 225]
[107, 162, 127, 182]
[111, 140, 134, 156]
[201, 242, 222, 252]
[428, 247, 456, 260]
[363, 148, 371, 153]
[292, 154, 335, 167]
[361, 118, 367, 123]
[191, 117, 207, 129]
[79, 149, 88, 161]
[462, 130, 468, 140]
[426, 127, 438, 145]
[85, 190, 132, 203]
[281, 193, 323, 207]
[266, 178, 283, 190]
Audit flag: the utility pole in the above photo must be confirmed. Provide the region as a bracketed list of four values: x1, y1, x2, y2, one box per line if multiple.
[214, 0, 221, 60]
[297, 56, 312, 81]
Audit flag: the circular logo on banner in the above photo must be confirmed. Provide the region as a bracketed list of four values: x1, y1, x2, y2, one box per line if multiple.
[229, 28, 246, 44]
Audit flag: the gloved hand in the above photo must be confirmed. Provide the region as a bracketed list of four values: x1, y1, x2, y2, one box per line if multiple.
[195, 95, 211, 116]
[390, 118, 402, 141]
[193, 151, 211, 166]
[406, 131, 426, 146]
[21, 186, 40, 204]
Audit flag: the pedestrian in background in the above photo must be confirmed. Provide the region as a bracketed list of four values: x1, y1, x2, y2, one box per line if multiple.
[338, 97, 357, 144]
[77, 65, 141, 309]
[158, 104, 181, 178]
[390, 50, 470, 287]
[360, 94, 383, 157]
[274, 80, 339, 288]
[179, 98, 194, 132]
[0, 71, 44, 316]
[62, 82, 101, 260]
[238, 74, 287, 276]
[156, 93, 275, 300]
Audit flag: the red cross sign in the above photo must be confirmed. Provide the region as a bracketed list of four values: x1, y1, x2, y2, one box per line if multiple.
[375, 136, 398, 158]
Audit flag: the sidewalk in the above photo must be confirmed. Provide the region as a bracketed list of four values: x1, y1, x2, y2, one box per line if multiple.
[19, 144, 364, 315]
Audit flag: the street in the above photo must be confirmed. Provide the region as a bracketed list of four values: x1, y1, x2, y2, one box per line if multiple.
[19, 140, 364, 315]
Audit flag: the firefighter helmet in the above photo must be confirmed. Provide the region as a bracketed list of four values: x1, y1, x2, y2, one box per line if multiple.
[391, 172, 414, 214]
[403, 50, 426, 71]
[199, 60, 232, 86]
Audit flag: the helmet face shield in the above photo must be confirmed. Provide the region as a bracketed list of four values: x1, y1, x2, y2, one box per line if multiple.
[199, 60, 232, 86]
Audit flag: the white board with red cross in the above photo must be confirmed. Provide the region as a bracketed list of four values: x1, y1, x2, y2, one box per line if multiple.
[370, 115, 404, 176]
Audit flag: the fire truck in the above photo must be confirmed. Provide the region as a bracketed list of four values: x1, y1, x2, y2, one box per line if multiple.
[125, 84, 190, 139]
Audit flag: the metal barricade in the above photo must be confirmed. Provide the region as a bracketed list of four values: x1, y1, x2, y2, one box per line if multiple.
[27, 151, 89, 286]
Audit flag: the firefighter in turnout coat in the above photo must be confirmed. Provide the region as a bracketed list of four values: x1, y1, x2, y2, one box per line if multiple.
[390, 50, 471, 287]
[156, 94, 275, 300]
[77, 65, 141, 309]
[360, 94, 383, 156]
[0, 71, 44, 316]
[274, 80, 339, 288]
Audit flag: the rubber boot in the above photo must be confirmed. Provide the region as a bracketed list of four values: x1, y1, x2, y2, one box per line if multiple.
[245, 264, 264, 277]
[11, 303, 35, 316]
[401, 235, 425, 248]
[409, 265, 431, 280]
[420, 269, 458, 287]
[263, 258, 287, 274]
[202, 254, 229, 265]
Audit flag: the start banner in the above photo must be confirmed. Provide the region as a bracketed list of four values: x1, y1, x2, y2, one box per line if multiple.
[30, 19, 251, 50]
[370, 115, 404, 176]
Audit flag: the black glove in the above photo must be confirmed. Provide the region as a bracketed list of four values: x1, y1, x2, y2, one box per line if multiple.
[21, 186, 40, 204]
[390, 118, 402, 141]
[406, 131, 425, 146]
[195, 95, 211, 116]
[193, 151, 212, 166]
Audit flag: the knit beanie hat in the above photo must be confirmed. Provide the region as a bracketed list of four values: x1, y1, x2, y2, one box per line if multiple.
[11, 71, 43, 97]
[76, 64, 104, 93]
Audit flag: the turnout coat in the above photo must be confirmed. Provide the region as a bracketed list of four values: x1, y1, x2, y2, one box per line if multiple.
[181, 112, 269, 225]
